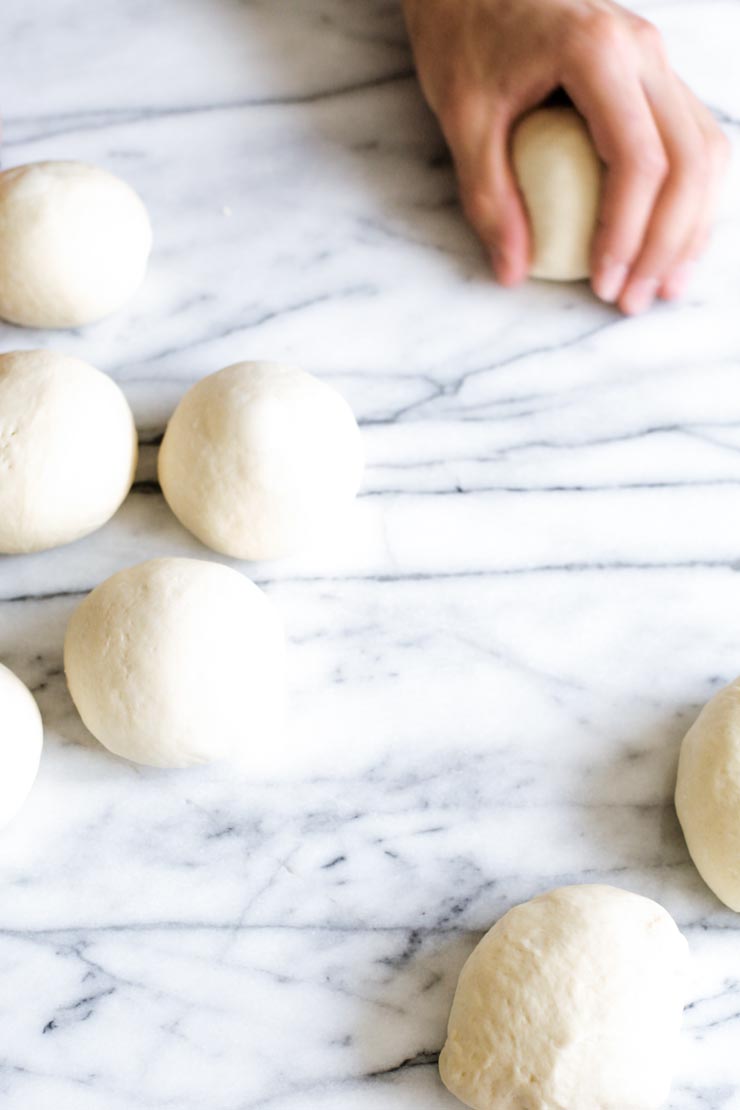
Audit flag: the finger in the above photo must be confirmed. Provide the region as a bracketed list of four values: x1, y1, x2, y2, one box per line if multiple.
[659, 92, 731, 300]
[442, 98, 531, 285]
[562, 27, 668, 305]
[618, 73, 709, 314]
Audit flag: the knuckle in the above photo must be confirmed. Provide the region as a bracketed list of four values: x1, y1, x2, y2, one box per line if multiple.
[436, 78, 481, 133]
[571, 9, 627, 58]
[628, 145, 669, 183]
[667, 130, 717, 192]
[436, 90, 464, 132]
[462, 186, 497, 228]
[676, 136, 711, 185]
[712, 127, 732, 170]
[631, 16, 665, 55]
[676, 161, 707, 195]
[438, 92, 472, 136]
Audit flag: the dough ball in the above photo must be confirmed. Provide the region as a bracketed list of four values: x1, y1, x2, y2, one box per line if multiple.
[439, 884, 688, 1110]
[64, 557, 285, 768]
[0, 663, 43, 829]
[159, 361, 364, 561]
[0, 161, 152, 328]
[512, 108, 603, 281]
[0, 350, 137, 554]
[675, 676, 740, 910]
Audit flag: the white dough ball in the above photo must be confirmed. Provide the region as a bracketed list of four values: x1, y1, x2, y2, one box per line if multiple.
[675, 676, 740, 910]
[0, 350, 137, 554]
[0, 161, 152, 328]
[0, 663, 43, 830]
[439, 885, 688, 1110]
[64, 557, 285, 768]
[512, 108, 603, 281]
[159, 361, 364, 561]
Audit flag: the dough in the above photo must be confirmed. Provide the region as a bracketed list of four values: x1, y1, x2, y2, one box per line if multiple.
[0, 663, 43, 830]
[512, 108, 603, 281]
[675, 676, 740, 910]
[159, 361, 364, 560]
[64, 557, 285, 768]
[0, 161, 152, 328]
[0, 350, 137, 554]
[439, 884, 688, 1110]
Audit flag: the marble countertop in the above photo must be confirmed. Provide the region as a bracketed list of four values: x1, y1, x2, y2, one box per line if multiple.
[1, 1, 740, 1107]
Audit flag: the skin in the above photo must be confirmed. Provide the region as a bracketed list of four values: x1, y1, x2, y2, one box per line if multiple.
[402, 0, 730, 314]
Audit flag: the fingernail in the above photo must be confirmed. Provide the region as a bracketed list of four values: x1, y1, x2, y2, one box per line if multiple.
[593, 259, 628, 304]
[621, 277, 659, 316]
[662, 260, 695, 301]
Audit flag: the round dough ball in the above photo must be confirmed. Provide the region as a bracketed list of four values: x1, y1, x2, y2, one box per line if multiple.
[675, 676, 740, 910]
[439, 885, 688, 1110]
[0, 161, 152, 328]
[0, 350, 137, 554]
[64, 557, 285, 768]
[0, 663, 43, 829]
[159, 361, 364, 561]
[512, 108, 603, 281]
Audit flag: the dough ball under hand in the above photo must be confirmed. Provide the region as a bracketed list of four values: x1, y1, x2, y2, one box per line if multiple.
[64, 557, 285, 769]
[158, 361, 364, 561]
[0, 161, 152, 329]
[676, 676, 740, 910]
[0, 663, 43, 830]
[439, 884, 688, 1110]
[0, 350, 138, 554]
[512, 107, 603, 282]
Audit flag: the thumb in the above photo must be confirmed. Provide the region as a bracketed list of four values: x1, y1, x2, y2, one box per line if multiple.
[448, 110, 531, 285]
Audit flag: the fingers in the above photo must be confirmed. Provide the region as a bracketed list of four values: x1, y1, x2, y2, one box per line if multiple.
[617, 106, 704, 312]
[564, 11, 729, 313]
[657, 87, 731, 301]
[441, 98, 531, 286]
[617, 61, 712, 313]
[562, 17, 668, 306]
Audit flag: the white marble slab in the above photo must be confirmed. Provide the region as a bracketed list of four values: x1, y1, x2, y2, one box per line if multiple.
[1, 0, 740, 1107]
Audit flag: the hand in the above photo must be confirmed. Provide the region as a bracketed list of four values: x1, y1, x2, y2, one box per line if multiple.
[402, 0, 730, 314]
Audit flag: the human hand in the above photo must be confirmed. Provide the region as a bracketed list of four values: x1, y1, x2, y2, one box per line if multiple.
[402, 0, 729, 314]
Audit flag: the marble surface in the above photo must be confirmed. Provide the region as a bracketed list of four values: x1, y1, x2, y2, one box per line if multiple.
[1, 0, 740, 1107]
